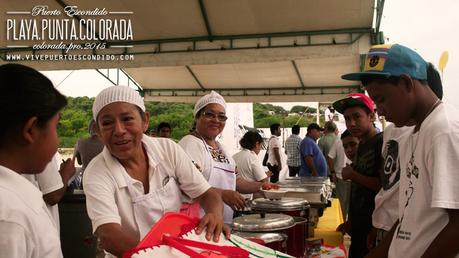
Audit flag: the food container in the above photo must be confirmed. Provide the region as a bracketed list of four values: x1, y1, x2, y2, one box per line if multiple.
[232, 232, 288, 253]
[232, 213, 295, 232]
[287, 216, 308, 258]
[232, 213, 295, 256]
[251, 197, 310, 217]
[278, 178, 333, 237]
[261, 189, 288, 200]
[250, 198, 310, 257]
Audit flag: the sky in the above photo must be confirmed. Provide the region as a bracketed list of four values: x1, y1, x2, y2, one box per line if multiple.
[44, 0, 459, 109]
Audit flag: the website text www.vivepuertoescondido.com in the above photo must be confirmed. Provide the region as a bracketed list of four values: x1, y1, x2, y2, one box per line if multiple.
[5, 53, 134, 61]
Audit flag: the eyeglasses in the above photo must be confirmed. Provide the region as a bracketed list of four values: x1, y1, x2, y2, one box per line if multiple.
[201, 111, 228, 122]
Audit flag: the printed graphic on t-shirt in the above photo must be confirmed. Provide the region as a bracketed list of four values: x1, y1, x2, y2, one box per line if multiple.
[396, 153, 419, 240]
[382, 140, 401, 190]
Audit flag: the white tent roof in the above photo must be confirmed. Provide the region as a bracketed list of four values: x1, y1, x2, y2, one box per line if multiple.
[1, 0, 385, 102]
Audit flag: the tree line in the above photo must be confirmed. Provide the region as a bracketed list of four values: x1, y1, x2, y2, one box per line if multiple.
[58, 97, 323, 147]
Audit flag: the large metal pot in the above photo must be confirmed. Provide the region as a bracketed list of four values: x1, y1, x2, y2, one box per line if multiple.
[286, 216, 308, 258]
[232, 213, 295, 232]
[251, 197, 310, 217]
[232, 232, 288, 253]
[232, 213, 295, 255]
[250, 198, 310, 257]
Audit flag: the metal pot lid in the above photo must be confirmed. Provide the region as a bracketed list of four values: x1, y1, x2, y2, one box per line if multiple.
[232, 232, 287, 243]
[232, 213, 295, 232]
[251, 197, 310, 211]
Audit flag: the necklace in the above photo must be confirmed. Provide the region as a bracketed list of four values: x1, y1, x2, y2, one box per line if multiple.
[398, 98, 442, 236]
[407, 98, 442, 179]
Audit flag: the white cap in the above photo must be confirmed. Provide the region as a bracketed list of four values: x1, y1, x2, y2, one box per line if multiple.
[92, 86, 145, 120]
[193, 90, 227, 117]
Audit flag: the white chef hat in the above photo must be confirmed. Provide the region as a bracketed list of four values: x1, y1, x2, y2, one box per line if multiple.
[193, 90, 227, 117]
[92, 86, 145, 120]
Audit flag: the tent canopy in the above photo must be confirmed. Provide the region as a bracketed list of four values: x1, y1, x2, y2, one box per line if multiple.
[1, 0, 385, 102]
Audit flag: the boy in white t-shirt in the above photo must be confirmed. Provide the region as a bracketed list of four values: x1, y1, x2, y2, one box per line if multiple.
[368, 124, 411, 249]
[342, 44, 459, 258]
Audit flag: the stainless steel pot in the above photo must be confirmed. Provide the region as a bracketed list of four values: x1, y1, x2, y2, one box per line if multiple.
[232, 213, 295, 232]
[231, 232, 288, 253]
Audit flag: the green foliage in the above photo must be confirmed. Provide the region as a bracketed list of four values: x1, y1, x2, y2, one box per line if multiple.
[290, 105, 317, 114]
[57, 98, 323, 148]
[254, 103, 321, 128]
[146, 102, 195, 141]
[58, 97, 94, 147]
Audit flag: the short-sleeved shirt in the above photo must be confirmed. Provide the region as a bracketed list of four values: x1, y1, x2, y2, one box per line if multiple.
[23, 153, 64, 230]
[389, 103, 459, 258]
[267, 136, 281, 166]
[349, 132, 383, 230]
[318, 133, 337, 157]
[299, 136, 327, 177]
[233, 149, 267, 182]
[179, 135, 236, 181]
[233, 149, 267, 199]
[74, 137, 104, 172]
[0, 165, 63, 258]
[83, 135, 211, 241]
[372, 124, 410, 231]
[285, 134, 302, 167]
[328, 139, 349, 179]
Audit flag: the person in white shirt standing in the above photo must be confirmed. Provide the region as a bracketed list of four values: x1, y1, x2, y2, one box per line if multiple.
[368, 124, 410, 248]
[267, 123, 282, 182]
[0, 64, 67, 258]
[233, 131, 272, 200]
[179, 91, 277, 224]
[343, 44, 459, 258]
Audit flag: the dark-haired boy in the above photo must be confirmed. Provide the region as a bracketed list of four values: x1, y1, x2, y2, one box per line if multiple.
[333, 93, 383, 258]
[329, 130, 359, 221]
[343, 44, 459, 258]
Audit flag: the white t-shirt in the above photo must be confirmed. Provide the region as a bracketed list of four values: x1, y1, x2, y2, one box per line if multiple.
[233, 149, 267, 199]
[83, 136, 210, 243]
[179, 135, 216, 181]
[267, 136, 281, 166]
[23, 153, 63, 231]
[179, 134, 237, 177]
[233, 149, 267, 182]
[372, 124, 411, 231]
[327, 139, 349, 179]
[0, 165, 63, 258]
[389, 103, 459, 258]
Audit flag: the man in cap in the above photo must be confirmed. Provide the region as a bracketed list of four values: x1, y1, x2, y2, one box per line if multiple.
[342, 44, 459, 258]
[333, 93, 383, 258]
[299, 123, 327, 177]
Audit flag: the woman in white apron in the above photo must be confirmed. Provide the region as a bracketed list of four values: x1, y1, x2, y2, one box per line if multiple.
[83, 86, 226, 258]
[179, 91, 278, 224]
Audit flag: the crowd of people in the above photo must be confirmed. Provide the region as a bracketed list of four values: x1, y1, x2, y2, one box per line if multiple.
[1, 43, 458, 258]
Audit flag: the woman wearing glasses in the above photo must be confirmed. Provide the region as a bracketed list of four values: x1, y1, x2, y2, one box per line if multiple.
[179, 91, 277, 224]
[82, 87, 226, 258]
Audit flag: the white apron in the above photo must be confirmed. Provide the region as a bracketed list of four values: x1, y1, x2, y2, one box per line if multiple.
[200, 140, 236, 224]
[122, 157, 182, 239]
